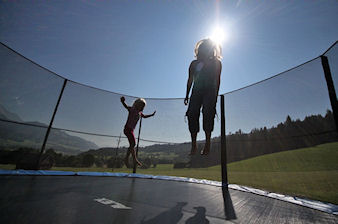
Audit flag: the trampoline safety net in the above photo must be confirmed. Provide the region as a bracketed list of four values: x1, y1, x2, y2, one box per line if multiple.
[0, 41, 337, 205]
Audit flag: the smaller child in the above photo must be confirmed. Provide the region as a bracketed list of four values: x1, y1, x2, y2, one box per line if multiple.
[120, 96, 156, 167]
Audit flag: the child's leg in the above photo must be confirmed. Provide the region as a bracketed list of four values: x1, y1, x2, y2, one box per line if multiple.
[186, 91, 203, 155]
[124, 127, 142, 166]
[131, 147, 142, 166]
[201, 91, 217, 155]
[201, 131, 211, 155]
[189, 132, 198, 155]
[124, 127, 136, 168]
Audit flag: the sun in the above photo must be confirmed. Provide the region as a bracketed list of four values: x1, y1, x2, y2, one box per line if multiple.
[209, 26, 227, 46]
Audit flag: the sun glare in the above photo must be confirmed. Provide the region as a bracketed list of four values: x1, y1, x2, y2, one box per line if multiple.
[210, 26, 227, 46]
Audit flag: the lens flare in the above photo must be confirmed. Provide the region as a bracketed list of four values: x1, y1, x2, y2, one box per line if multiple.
[210, 26, 227, 46]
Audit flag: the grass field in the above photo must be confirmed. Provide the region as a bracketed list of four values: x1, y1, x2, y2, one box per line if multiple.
[227, 142, 338, 204]
[1, 142, 337, 204]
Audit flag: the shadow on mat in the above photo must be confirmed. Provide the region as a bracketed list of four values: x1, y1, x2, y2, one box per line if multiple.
[140, 202, 188, 224]
[140, 202, 210, 224]
[185, 206, 209, 224]
[222, 186, 237, 220]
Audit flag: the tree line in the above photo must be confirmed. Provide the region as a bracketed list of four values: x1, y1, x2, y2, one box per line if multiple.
[0, 147, 159, 169]
[1, 110, 336, 169]
[190, 110, 337, 167]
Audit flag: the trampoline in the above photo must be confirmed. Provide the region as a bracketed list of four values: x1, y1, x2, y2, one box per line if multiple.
[1, 38, 338, 223]
[0, 172, 337, 224]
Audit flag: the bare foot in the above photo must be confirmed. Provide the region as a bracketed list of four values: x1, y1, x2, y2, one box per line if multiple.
[133, 158, 142, 167]
[189, 132, 198, 156]
[189, 137, 197, 155]
[189, 145, 197, 155]
[201, 144, 210, 155]
[131, 149, 142, 166]
[202, 132, 211, 155]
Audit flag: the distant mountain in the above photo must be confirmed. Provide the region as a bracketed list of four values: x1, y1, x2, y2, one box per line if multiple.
[81, 142, 192, 157]
[0, 104, 98, 154]
[81, 147, 127, 157]
[0, 104, 22, 122]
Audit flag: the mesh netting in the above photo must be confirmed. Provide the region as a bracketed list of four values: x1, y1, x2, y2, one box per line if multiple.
[324, 42, 338, 95]
[0, 41, 337, 204]
[225, 57, 335, 162]
[224, 49, 338, 204]
[0, 43, 64, 169]
[0, 44, 65, 125]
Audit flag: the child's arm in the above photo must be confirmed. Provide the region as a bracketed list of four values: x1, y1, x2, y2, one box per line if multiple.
[216, 60, 222, 94]
[184, 61, 195, 105]
[141, 111, 156, 118]
[120, 96, 130, 111]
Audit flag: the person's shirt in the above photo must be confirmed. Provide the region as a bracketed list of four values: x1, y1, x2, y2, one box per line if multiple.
[191, 59, 221, 91]
[125, 107, 142, 130]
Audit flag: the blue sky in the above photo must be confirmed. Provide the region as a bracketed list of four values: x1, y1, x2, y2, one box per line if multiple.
[1, 0, 337, 98]
[0, 1, 337, 147]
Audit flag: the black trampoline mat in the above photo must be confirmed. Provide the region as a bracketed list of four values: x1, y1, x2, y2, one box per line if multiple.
[0, 175, 337, 224]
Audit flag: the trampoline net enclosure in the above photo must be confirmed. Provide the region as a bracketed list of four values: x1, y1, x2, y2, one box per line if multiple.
[0, 41, 337, 204]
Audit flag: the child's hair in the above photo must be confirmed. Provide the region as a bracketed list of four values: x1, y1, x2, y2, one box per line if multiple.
[132, 98, 146, 110]
[194, 38, 222, 60]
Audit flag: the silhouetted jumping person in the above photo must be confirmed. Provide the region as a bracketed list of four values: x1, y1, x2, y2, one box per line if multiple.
[121, 96, 156, 167]
[185, 39, 222, 155]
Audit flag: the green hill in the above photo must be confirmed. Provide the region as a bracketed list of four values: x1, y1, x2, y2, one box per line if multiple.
[228, 142, 338, 172]
[227, 142, 338, 204]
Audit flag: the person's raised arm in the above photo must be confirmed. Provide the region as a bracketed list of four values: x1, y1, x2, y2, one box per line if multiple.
[184, 61, 195, 105]
[216, 60, 222, 94]
[141, 111, 156, 118]
[120, 96, 130, 111]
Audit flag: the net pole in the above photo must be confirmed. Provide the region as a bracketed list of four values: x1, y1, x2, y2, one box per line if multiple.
[36, 79, 68, 170]
[321, 56, 338, 130]
[220, 95, 228, 189]
[133, 117, 143, 173]
[116, 133, 121, 155]
[112, 133, 121, 172]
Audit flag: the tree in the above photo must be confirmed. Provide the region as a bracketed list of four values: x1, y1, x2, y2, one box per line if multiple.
[107, 157, 123, 168]
[82, 154, 95, 167]
[94, 157, 104, 167]
[142, 157, 151, 169]
[285, 115, 292, 126]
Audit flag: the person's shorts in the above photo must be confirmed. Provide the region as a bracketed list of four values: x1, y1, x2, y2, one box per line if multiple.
[186, 88, 218, 133]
